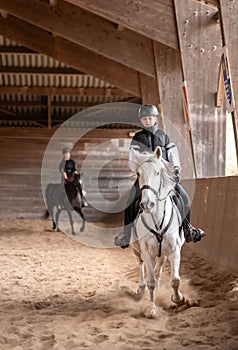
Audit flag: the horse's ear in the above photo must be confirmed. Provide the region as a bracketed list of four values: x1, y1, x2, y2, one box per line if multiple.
[154, 146, 162, 160]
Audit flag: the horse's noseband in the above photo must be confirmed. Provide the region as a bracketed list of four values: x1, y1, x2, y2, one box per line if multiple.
[140, 184, 158, 197]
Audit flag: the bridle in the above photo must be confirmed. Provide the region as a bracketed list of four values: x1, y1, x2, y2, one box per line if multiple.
[139, 167, 175, 256]
[140, 173, 173, 202]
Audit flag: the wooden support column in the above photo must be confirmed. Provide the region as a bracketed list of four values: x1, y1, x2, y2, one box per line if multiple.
[174, 0, 226, 177]
[219, 0, 238, 171]
[152, 40, 195, 178]
[47, 95, 52, 129]
[152, 41, 164, 130]
[138, 72, 163, 128]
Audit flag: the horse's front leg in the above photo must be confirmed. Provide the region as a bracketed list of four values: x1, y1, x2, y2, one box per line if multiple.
[67, 210, 76, 235]
[142, 252, 157, 318]
[74, 206, 85, 232]
[130, 241, 146, 299]
[168, 248, 185, 305]
[54, 208, 61, 231]
[136, 259, 146, 299]
[154, 255, 167, 290]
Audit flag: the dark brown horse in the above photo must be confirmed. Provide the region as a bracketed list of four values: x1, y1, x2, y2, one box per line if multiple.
[44, 174, 86, 235]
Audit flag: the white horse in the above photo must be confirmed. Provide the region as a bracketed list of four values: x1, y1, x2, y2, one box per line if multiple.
[129, 146, 186, 318]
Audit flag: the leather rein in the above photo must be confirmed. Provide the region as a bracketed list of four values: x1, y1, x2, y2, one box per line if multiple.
[140, 183, 175, 257]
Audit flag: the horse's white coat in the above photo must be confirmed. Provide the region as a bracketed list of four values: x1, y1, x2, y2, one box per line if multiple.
[130, 147, 185, 318]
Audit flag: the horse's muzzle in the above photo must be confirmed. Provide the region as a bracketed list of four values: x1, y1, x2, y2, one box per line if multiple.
[140, 201, 155, 213]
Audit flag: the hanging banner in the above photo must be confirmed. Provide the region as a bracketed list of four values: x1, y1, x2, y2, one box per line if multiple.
[220, 46, 235, 112]
[182, 80, 191, 130]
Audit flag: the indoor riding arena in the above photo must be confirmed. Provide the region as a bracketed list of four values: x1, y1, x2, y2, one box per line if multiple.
[0, 1, 238, 349]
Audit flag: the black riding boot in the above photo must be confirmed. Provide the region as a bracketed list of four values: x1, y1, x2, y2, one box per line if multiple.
[182, 212, 205, 243]
[77, 185, 88, 207]
[115, 181, 141, 249]
[173, 188, 205, 243]
[114, 225, 132, 249]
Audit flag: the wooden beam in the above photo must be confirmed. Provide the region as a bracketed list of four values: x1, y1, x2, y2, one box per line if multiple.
[49, 0, 57, 6]
[0, 100, 139, 108]
[151, 41, 164, 129]
[0, 101, 47, 108]
[0, 0, 156, 77]
[1, 66, 85, 75]
[0, 16, 140, 96]
[0, 9, 7, 18]
[195, 0, 219, 8]
[0, 86, 133, 96]
[47, 95, 52, 129]
[0, 46, 36, 53]
[64, 0, 179, 50]
[0, 107, 19, 117]
[138, 73, 160, 107]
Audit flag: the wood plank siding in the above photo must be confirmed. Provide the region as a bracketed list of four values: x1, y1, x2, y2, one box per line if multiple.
[0, 128, 133, 222]
[174, 0, 226, 177]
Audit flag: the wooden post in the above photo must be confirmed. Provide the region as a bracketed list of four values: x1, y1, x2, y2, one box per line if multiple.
[152, 41, 165, 130]
[182, 80, 197, 177]
[47, 95, 52, 129]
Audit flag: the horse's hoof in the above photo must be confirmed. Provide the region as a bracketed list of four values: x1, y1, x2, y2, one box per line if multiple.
[150, 307, 157, 318]
[136, 285, 146, 299]
[171, 294, 185, 305]
[140, 303, 157, 318]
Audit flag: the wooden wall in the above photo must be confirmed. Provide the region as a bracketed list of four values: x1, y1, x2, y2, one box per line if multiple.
[0, 128, 131, 223]
[190, 175, 238, 273]
[174, 0, 227, 177]
[0, 0, 234, 178]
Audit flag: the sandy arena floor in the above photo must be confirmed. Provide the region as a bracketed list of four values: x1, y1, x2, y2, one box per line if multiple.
[0, 218, 238, 350]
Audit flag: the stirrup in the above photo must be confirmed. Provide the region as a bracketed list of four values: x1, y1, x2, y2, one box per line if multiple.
[183, 221, 205, 243]
[192, 227, 205, 242]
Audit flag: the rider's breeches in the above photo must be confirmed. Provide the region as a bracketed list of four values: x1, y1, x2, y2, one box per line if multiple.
[124, 179, 140, 227]
[174, 183, 190, 222]
[77, 183, 84, 197]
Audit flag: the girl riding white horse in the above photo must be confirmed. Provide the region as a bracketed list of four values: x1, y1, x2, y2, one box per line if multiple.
[130, 146, 186, 318]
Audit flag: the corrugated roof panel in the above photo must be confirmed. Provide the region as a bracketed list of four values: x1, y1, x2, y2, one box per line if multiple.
[0, 37, 19, 46]
[0, 35, 134, 128]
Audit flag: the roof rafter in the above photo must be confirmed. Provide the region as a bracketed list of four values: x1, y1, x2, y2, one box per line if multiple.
[0, 86, 132, 96]
[1, 67, 85, 75]
[0, 46, 36, 53]
[65, 0, 179, 49]
[0, 0, 156, 77]
[0, 98, 140, 108]
[0, 15, 141, 96]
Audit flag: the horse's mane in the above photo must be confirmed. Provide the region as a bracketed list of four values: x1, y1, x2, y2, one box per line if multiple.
[160, 158, 177, 191]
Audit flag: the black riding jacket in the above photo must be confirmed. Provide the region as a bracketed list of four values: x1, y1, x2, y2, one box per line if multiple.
[59, 159, 77, 178]
[129, 126, 180, 166]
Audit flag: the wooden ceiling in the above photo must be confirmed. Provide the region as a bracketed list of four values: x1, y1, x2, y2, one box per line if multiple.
[0, 0, 219, 127]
